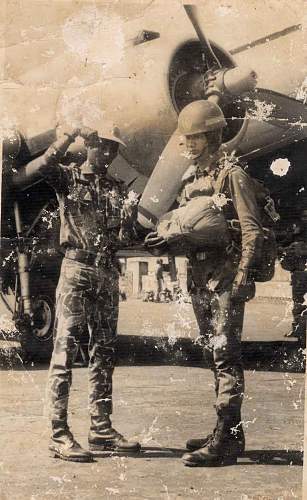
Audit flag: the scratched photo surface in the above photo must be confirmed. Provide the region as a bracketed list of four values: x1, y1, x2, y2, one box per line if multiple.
[0, 1, 306, 499]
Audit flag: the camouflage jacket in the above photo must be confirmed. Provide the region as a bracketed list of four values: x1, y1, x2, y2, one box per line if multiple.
[26, 136, 138, 255]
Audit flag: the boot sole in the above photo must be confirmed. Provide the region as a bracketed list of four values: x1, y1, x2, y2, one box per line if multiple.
[49, 450, 93, 463]
[186, 443, 245, 455]
[183, 455, 238, 467]
[89, 443, 141, 453]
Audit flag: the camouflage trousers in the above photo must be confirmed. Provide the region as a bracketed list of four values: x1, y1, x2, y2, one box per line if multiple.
[47, 257, 119, 425]
[191, 289, 245, 412]
[189, 252, 254, 413]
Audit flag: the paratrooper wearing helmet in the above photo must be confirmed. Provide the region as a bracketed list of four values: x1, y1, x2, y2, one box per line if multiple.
[146, 99, 264, 467]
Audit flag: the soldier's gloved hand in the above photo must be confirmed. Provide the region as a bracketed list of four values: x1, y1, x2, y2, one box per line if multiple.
[144, 231, 167, 256]
[232, 268, 255, 302]
[145, 231, 165, 247]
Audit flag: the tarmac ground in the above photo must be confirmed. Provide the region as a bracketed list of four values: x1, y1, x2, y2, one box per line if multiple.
[0, 299, 305, 499]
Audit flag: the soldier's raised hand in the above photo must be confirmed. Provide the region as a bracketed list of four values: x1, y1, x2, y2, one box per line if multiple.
[78, 126, 98, 141]
[56, 124, 80, 141]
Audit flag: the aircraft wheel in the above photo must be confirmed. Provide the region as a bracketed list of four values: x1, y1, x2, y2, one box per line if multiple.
[20, 280, 56, 361]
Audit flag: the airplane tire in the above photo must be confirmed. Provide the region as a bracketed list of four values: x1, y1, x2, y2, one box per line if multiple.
[20, 279, 56, 361]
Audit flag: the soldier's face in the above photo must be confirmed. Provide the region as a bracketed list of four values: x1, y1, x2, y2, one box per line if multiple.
[184, 133, 208, 159]
[184, 131, 222, 160]
[86, 138, 119, 171]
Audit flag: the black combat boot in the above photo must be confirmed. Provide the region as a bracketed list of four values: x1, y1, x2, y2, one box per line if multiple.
[182, 408, 244, 467]
[49, 421, 93, 462]
[186, 411, 245, 454]
[186, 432, 215, 452]
[88, 415, 141, 453]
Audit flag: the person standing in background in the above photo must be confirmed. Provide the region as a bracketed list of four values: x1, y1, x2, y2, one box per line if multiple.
[154, 258, 164, 302]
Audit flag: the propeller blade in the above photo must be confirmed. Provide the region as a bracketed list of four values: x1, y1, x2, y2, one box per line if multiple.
[138, 129, 191, 229]
[183, 5, 222, 70]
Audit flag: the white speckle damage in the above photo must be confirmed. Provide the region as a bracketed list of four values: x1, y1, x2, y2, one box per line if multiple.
[105, 487, 120, 496]
[150, 195, 159, 204]
[0, 315, 17, 335]
[126, 190, 139, 206]
[247, 99, 276, 122]
[139, 416, 160, 445]
[296, 76, 307, 104]
[180, 149, 196, 160]
[62, 6, 124, 70]
[50, 475, 72, 485]
[270, 158, 291, 177]
[212, 193, 228, 208]
[220, 150, 240, 169]
[56, 90, 106, 130]
[211, 334, 228, 350]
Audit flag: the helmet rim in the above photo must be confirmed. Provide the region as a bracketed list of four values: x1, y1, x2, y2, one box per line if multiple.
[178, 100, 227, 136]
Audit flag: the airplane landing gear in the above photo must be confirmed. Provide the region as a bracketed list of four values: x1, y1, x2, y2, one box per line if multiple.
[19, 279, 56, 361]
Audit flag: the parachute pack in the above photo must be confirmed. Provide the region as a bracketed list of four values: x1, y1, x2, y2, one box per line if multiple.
[156, 164, 279, 282]
[157, 195, 231, 249]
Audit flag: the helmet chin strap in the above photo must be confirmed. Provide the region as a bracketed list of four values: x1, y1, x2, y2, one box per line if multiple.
[196, 146, 222, 171]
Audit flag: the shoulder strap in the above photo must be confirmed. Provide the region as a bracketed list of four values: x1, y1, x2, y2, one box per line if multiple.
[214, 165, 242, 194]
[181, 164, 197, 184]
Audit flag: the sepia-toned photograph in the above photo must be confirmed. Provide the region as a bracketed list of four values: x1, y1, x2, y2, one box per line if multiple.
[0, 1, 306, 498]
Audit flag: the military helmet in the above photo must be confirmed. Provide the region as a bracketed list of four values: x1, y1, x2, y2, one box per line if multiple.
[178, 100, 227, 136]
[82, 117, 127, 147]
[97, 121, 127, 147]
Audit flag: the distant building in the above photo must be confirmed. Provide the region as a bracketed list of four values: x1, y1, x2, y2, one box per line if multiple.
[118, 251, 291, 301]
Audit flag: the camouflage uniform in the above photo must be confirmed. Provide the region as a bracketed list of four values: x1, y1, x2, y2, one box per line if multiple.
[182, 158, 263, 413]
[50, 257, 119, 423]
[188, 252, 246, 411]
[28, 136, 135, 432]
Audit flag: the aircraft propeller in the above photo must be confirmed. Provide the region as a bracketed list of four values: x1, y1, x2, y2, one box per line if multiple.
[138, 4, 258, 230]
[183, 5, 222, 72]
[183, 4, 257, 105]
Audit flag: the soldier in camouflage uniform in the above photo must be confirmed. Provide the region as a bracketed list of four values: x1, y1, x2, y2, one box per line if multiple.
[146, 100, 263, 467]
[27, 123, 140, 462]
